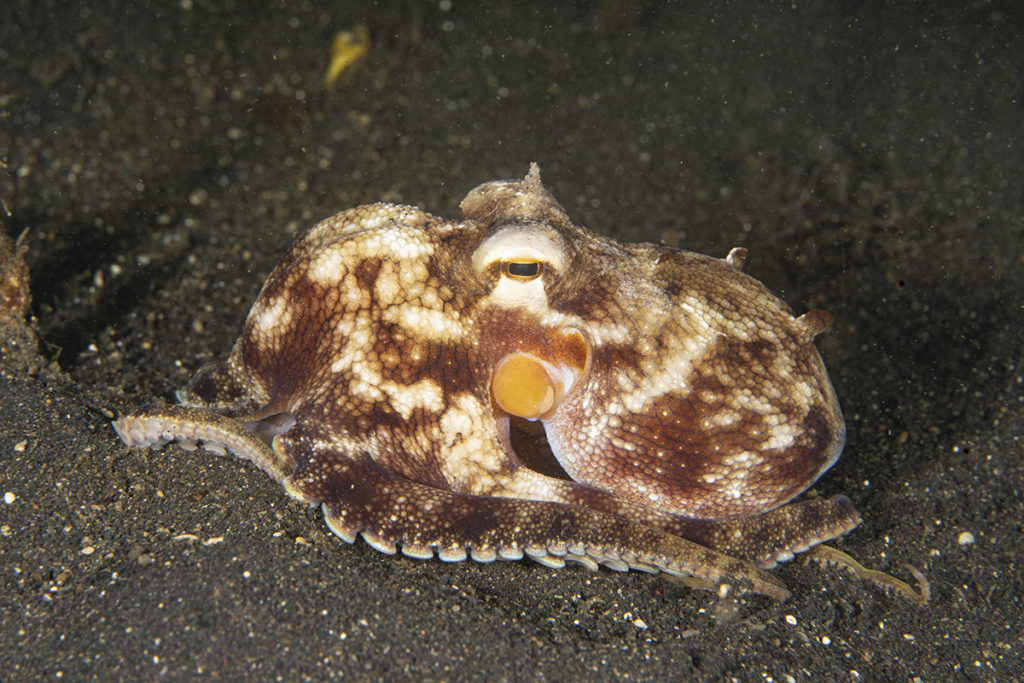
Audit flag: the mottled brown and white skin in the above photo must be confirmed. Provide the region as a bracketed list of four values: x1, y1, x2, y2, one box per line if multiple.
[114, 164, 864, 600]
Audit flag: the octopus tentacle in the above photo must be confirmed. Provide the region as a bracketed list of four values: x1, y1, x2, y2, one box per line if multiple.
[481, 466, 861, 567]
[804, 544, 930, 605]
[115, 407, 790, 598]
[271, 433, 790, 599]
[113, 405, 293, 483]
[659, 496, 862, 567]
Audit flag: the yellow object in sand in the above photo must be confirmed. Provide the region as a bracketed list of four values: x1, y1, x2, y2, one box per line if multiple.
[326, 25, 371, 87]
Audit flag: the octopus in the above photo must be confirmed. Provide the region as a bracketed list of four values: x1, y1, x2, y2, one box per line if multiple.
[114, 165, 927, 602]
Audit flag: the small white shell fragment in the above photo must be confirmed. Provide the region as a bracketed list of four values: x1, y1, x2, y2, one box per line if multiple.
[957, 531, 975, 546]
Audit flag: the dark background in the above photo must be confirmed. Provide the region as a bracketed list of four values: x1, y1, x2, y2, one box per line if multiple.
[1, 1, 1021, 679]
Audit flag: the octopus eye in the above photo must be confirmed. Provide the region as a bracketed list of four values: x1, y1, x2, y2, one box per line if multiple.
[502, 260, 543, 279]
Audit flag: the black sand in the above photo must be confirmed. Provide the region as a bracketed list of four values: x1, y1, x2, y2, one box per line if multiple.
[1, 2, 1021, 679]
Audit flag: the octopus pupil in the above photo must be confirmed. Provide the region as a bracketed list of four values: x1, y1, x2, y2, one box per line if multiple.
[506, 261, 540, 278]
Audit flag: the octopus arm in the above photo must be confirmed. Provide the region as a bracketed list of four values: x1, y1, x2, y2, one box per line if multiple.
[114, 405, 789, 598]
[269, 432, 791, 600]
[113, 405, 293, 483]
[658, 496, 863, 568]
[472, 468, 861, 570]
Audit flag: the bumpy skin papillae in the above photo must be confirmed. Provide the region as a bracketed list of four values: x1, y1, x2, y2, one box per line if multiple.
[114, 164, 861, 599]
